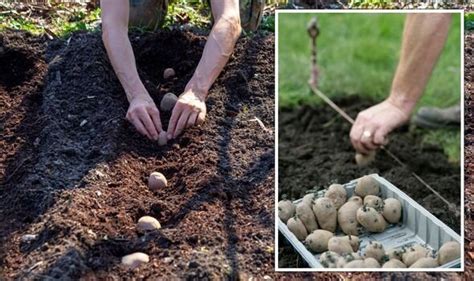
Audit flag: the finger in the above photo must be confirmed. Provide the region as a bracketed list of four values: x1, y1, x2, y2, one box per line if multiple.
[186, 112, 198, 128]
[148, 106, 163, 133]
[196, 111, 206, 126]
[373, 127, 389, 146]
[132, 117, 151, 139]
[350, 122, 365, 154]
[168, 104, 183, 140]
[173, 110, 191, 138]
[138, 110, 159, 140]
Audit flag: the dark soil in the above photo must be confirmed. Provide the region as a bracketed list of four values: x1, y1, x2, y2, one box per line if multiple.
[278, 96, 461, 269]
[0, 29, 274, 279]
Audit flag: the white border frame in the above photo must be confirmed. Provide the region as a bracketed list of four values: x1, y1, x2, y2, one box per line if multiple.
[274, 9, 465, 272]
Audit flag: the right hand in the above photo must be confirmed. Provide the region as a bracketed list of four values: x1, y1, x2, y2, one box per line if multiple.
[126, 94, 163, 140]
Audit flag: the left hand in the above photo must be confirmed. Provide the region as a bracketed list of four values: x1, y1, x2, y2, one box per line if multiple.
[167, 89, 207, 139]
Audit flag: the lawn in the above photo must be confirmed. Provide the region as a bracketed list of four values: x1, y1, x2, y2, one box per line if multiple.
[278, 12, 462, 162]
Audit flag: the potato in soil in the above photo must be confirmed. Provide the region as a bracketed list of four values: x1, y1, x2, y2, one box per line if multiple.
[163, 67, 175, 79]
[148, 172, 167, 191]
[121, 252, 150, 269]
[160, 92, 178, 112]
[278, 200, 296, 223]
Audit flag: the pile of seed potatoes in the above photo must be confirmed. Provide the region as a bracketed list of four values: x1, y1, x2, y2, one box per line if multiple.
[120, 171, 168, 269]
[278, 175, 461, 268]
[157, 68, 179, 147]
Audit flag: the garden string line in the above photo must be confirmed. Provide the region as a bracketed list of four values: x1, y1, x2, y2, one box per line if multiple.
[306, 18, 457, 213]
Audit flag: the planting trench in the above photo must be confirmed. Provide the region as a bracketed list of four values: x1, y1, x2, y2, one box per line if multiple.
[278, 96, 461, 269]
[0, 30, 274, 279]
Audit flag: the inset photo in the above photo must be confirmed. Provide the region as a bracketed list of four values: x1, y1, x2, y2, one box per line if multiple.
[276, 11, 463, 271]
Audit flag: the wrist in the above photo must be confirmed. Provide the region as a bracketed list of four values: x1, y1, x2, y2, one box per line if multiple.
[386, 93, 417, 117]
[185, 83, 208, 101]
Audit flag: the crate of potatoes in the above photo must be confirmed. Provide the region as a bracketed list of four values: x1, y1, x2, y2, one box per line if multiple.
[278, 174, 461, 269]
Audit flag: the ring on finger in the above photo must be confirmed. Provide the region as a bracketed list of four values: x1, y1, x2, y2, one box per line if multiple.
[362, 130, 372, 139]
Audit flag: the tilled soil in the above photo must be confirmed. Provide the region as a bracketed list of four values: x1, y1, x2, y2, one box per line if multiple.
[0, 30, 275, 279]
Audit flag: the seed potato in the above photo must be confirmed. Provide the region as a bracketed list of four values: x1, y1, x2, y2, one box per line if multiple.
[337, 198, 362, 236]
[354, 175, 379, 198]
[287, 216, 308, 241]
[305, 229, 334, 253]
[382, 259, 407, 268]
[319, 251, 341, 268]
[312, 197, 337, 232]
[278, 200, 296, 223]
[382, 198, 402, 224]
[324, 184, 347, 210]
[342, 235, 360, 252]
[364, 257, 381, 268]
[437, 241, 460, 265]
[355, 151, 375, 167]
[137, 216, 161, 232]
[296, 202, 318, 232]
[163, 68, 176, 79]
[363, 195, 383, 210]
[356, 205, 387, 233]
[409, 257, 439, 268]
[402, 244, 430, 267]
[364, 241, 386, 264]
[148, 172, 167, 191]
[328, 236, 354, 255]
[160, 92, 178, 112]
[302, 193, 316, 206]
[121, 252, 150, 269]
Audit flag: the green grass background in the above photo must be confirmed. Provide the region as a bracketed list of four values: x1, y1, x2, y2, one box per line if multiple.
[278, 13, 461, 162]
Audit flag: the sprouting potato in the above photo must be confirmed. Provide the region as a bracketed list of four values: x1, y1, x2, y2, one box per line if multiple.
[302, 193, 316, 206]
[363, 195, 383, 210]
[341, 235, 360, 252]
[382, 259, 407, 268]
[354, 175, 380, 198]
[312, 197, 337, 232]
[328, 236, 354, 255]
[319, 251, 341, 268]
[305, 229, 334, 253]
[386, 248, 403, 261]
[278, 200, 296, 223]
[409, 257, 439, 268]
[363, 257, 381, 268]
[324, 184, 347, 210]
[296, 202, 318, 232]
[364, 241, 386, 264]
[336, 252, 363, 268]
[356, 205, 387, 233]
[338, 197, 363, 236]
[437, 241, 461, 265]
[402, 244, 430, 267]
[343, 259, 366, 268]
[382, 198, 402, 224]
[287, 216, 307, 241]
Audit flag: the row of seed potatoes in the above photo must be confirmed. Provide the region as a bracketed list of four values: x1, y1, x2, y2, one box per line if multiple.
[278, 175, 461, 268]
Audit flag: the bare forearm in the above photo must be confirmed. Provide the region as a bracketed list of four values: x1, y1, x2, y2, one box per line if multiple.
[103, 26, 148, 102]
[185, 16, 241, 98]
[389, 14, 451, 113]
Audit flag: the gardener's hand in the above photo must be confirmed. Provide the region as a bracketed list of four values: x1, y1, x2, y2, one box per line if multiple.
[167, 89, 206, 139]
[126, 93, 163, 140]
[350, 99, 411, 154]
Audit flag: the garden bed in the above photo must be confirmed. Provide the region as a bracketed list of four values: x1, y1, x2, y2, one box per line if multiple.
[0, 29, 275, 279]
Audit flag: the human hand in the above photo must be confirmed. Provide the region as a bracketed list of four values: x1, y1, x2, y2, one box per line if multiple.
[126, 93, 163, 140]
[167, 89, 206, 139]
[350, 99, 412, 154]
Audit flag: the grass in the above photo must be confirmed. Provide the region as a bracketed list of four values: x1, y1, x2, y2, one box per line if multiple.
[278, 13, 461, 163]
